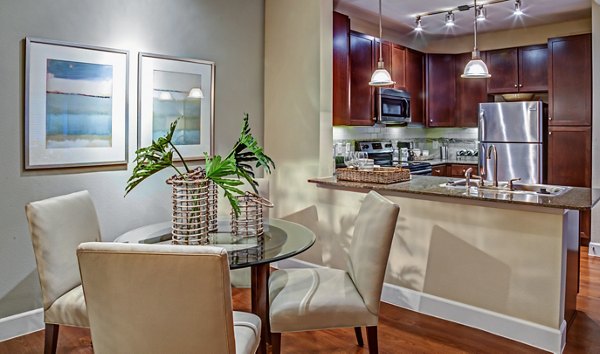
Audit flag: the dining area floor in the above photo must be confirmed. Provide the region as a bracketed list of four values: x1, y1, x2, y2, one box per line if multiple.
[1, 246, 599, 354]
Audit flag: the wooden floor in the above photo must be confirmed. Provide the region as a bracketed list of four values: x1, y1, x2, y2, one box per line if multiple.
[1, 247, 599, 354]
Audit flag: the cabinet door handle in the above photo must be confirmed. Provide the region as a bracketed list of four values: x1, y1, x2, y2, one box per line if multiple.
[514, 84, 518, 88]
[372, 116, 377, 121]
[549, 117, 552, 120]
[519, 84, 523, 88]
[549, 132, 552, 135]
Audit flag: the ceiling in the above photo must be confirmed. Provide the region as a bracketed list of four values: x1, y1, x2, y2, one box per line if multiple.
[334, 0, 591, 38]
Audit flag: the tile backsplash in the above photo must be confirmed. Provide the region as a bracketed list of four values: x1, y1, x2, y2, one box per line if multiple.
[333, 125, 479, 160]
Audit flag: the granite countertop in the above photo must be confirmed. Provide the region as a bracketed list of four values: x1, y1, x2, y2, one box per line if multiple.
[308, 175, 600, 211]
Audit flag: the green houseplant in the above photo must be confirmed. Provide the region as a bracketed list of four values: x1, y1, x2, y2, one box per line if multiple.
[125, 113, 274, 216]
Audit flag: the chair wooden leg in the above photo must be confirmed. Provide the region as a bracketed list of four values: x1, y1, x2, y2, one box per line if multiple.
[271, 332, 281, 354]
[354, 326, 364, 347]
[366, 326, 378, 354]
[44, 323, 59, 354]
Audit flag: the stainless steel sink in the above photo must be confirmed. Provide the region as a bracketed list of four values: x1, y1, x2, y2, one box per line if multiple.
[442, 179, 570, 197]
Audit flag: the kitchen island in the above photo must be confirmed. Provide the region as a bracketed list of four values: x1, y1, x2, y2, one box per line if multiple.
[307, 175, 599, 353]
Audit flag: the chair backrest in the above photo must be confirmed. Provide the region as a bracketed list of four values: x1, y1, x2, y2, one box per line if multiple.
[25, 190, 101, 310]
[347, 191, 399, 315]
[77, 242, 237, 354]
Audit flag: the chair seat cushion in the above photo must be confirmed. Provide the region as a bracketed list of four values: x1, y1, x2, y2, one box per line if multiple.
[269, 268, 378, 333]
[45, 285, 88, 327]
[233, 311, 261, 354]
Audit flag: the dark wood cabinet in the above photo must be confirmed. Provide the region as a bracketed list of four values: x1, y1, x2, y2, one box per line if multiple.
[349, 31, 376, 126]
[450, 164, 476, 178]
[547, 126, 591, 188]
[455, 52, 488, 127]
[548, 34, 592, 126]
[426, 54, 456, 127]
[486, 45, 547, 93]
[374, 39, 392, 75]
[431, 165, 447, 176]
[332, 12, 350, 126]
[486, 48, 518, 93]
[391, 44, 406, 89]
[518, 45, 548, 92]
[406, 49, 425, 125]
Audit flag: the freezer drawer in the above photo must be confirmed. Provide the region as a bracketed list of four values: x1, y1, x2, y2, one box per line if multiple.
[479, 102, 544, 143]
[478, 142, 543, 184]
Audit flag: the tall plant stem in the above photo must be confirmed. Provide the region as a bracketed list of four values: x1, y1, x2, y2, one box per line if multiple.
[169, 142, 192, 173]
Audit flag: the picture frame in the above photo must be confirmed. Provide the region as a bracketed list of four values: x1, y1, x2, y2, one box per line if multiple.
[138, 52, 215, 160]
[25, 37, 129, 169]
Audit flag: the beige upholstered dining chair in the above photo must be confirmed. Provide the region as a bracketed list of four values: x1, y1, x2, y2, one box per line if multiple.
[25, 190, 101, 354]
[77, 242, 261, 354]
[268, 191, 399, 354]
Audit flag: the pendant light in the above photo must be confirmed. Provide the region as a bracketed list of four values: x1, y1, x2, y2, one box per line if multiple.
[369, 0, 395, 86]
[461, 0, 491, 79]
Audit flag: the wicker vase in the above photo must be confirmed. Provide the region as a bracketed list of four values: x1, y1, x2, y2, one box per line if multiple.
[168, 169, 217, 245]
[230, 192, 274, 239]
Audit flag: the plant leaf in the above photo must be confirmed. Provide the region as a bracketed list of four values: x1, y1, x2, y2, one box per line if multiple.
[232, 113, 276, 193]
[125, 120, 181, 196]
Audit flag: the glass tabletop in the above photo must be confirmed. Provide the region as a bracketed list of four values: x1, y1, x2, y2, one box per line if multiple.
[114, 218, 316, 269]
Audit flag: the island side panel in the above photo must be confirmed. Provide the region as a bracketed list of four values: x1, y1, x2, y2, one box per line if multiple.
[306, 187, 565, 330]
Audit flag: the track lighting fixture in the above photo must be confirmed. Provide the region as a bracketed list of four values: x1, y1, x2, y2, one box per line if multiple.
[462, 0, 491, 78]
[413, 0, 524, 31]
[415, 16, 423, 31]
[514, 0, 523, 15]
[476, 6, 486, 21]
[445, 12, 455, 27]
[369, 0, 395, 86]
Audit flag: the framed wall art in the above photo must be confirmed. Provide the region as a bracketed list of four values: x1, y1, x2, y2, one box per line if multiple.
[25, 37, 129, 169]
[138, 52, 214, 160]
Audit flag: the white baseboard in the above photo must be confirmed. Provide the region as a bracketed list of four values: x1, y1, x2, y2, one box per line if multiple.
[589, 242, 600, 257]
[0, 308, 44, 342]
[278, 257, 565, 354]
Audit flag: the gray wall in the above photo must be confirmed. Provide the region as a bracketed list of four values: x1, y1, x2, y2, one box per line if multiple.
[0, 0, 264, 318]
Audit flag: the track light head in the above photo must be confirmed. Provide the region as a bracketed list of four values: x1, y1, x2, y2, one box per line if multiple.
[514, 0, 523, 15]
[415, 16, 423, 31]
[476, 6, 486, 21]
[445, 12, 455, 26]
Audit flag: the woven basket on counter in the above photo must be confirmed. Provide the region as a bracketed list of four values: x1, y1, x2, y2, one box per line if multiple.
[336, 167, 410, 184]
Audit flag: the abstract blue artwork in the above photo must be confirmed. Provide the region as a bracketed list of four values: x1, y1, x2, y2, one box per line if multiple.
[25, 37, 128, 169]
[46, 59, 113, 148]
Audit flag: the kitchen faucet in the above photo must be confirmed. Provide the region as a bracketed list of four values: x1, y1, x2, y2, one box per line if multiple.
[486, 144, 498, 187]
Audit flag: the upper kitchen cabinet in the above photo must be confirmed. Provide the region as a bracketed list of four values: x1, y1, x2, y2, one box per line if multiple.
[455, 52, 488, 127]
[486, 45, 548, 94]
[548, 34, 592, 126]
[406, 49, 424, 125]
[374, 39, 392, 75]
[391, 44, 406, 89]
[332, 12, 350, 126]
[426, 54, 456, 127]
[349, 31, 376, 125]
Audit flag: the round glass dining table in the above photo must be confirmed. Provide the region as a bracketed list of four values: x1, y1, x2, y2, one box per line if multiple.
[114, 218, 315, 354]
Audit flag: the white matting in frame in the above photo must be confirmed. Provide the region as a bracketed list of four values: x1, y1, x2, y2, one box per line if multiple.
[25, 37, 128, 169]
[138, 53, 214, 160]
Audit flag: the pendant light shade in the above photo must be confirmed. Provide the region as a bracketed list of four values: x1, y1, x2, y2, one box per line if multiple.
[370, 61, 394, 86]
[462, 0, 491, 79]
[462, 50, 491, 78]
[369, 0, 395, 87]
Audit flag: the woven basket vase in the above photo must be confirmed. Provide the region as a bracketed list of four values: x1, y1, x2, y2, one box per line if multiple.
[168, 170, 217, 245]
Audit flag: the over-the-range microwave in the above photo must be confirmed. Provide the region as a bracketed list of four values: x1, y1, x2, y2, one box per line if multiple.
[376, 88, 411, 125]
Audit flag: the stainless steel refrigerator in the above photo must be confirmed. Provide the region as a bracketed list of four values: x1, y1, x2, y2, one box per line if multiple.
[478, 101, 547, 184]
